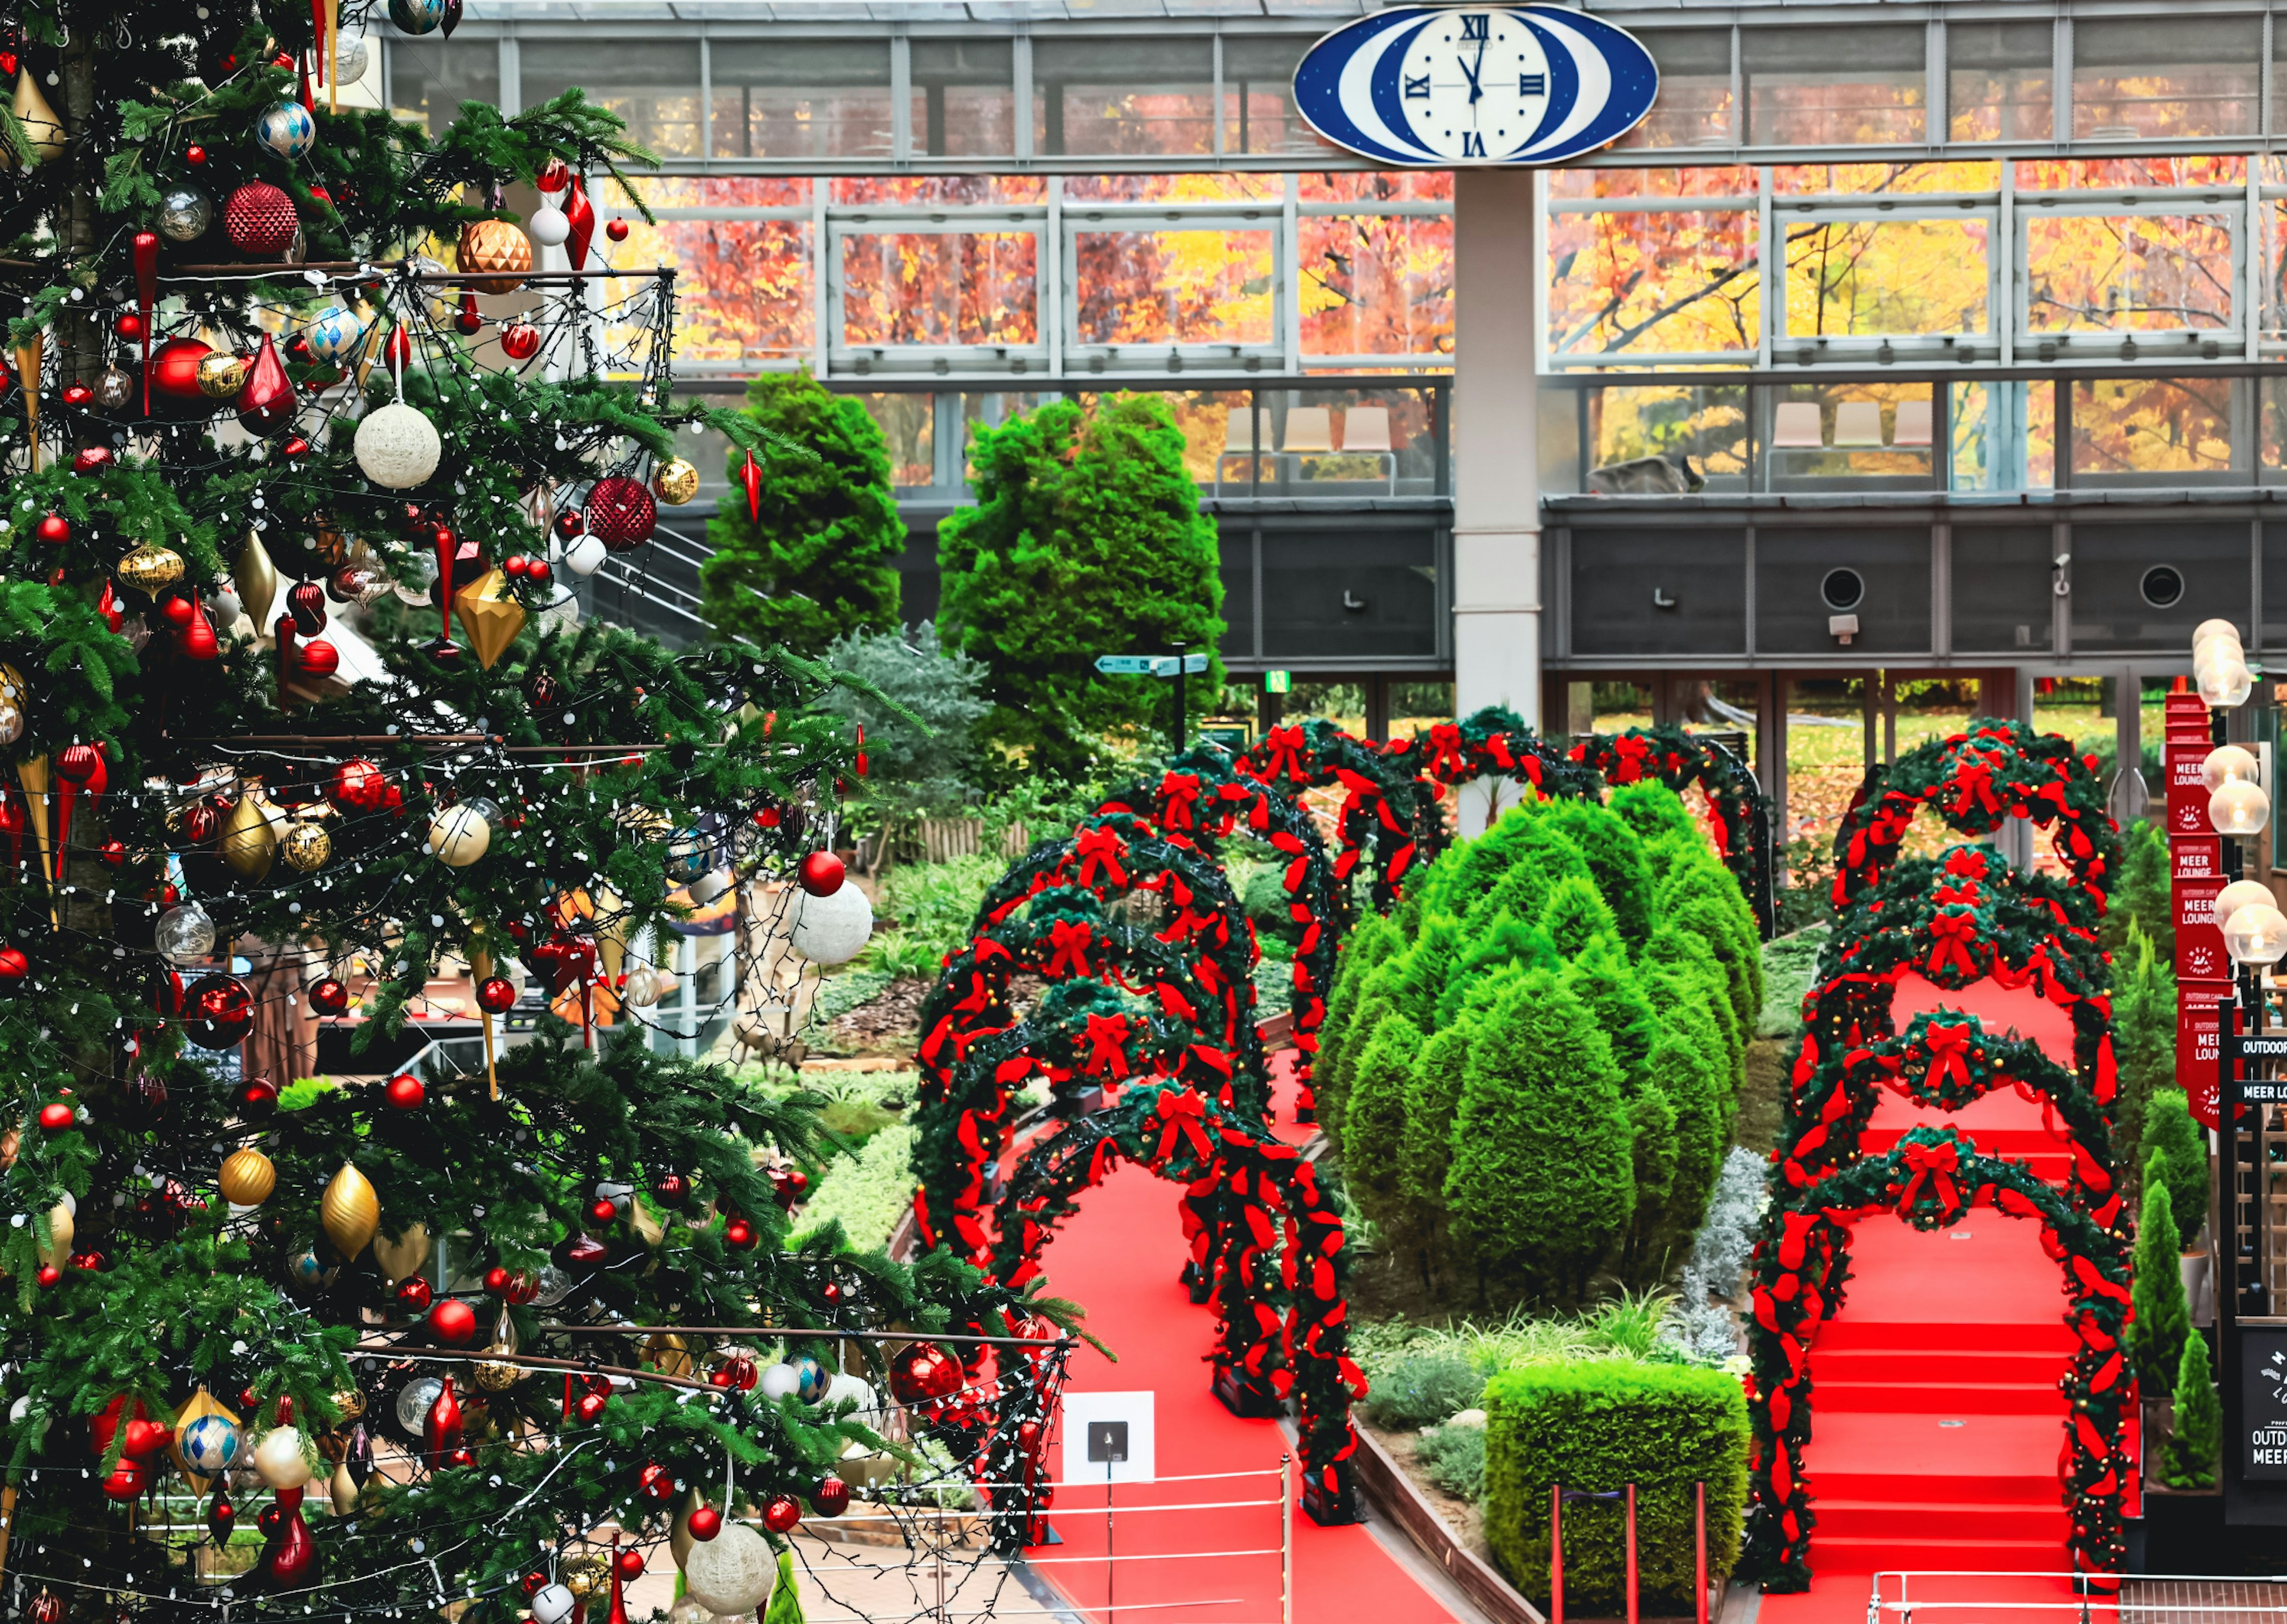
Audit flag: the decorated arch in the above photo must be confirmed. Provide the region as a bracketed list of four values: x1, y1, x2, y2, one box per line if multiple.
[1743, 1127, 2136, 1586]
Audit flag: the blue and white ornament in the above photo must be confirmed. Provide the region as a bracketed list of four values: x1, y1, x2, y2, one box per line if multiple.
[180, 1412, 242, 1475]
[301, 303, 367, 363]
[288, 1246, 329, 1291]
[257, 101, 316, 162]
[387, 0, 448, 35]
[794, 1356, 830, 1404]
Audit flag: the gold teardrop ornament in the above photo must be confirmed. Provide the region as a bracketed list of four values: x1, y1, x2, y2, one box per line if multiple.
[116, 544, 186, 598]
[12, 73, 64, 163]
[218, 788, 281, 880]
[370, 1221, 428, 1284]
[319, 1162, 379, 1259]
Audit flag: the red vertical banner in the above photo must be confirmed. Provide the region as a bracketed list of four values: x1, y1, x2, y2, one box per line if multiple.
[2167, 693, 2222, 1129]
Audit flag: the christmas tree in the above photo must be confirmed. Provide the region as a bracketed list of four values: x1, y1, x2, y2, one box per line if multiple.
[0, 2, 1072, 1621]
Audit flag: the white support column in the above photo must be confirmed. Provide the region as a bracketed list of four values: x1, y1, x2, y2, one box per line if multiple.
[1450, 167, 1543, 725]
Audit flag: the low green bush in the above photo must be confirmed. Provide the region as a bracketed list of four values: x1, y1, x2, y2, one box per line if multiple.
[1364, 1351, 1485, 1430]
[1417, 1423, 1488, 1500]
[1483, 1361, 1749, 1613]
[795, 1121, 918, 1251]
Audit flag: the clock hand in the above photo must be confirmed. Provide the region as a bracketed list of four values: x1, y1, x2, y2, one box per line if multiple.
[1456, 44, 1484, 102]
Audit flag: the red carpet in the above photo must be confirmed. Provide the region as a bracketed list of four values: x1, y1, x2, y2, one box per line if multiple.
[1758, 972, 2125, 1624]
[1023, 1056, 1455, 1624]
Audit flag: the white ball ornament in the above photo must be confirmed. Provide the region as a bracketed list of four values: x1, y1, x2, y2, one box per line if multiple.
[759, 1362, 802, 1401]
[354, 401, 442, 490]
[792, 881, 873, 967]
[253, 1425, 313, 1488]
[429, 804, 491, 867]
[682, 1523, 774, 1616]
[531, 1585, 578, 1624]
[330, 35, 371, 85]
[562, 532, 609, 578]
[528, 202, 571, 248]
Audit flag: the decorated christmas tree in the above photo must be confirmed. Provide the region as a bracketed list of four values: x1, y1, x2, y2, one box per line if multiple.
[0, 2, 1071, 1621]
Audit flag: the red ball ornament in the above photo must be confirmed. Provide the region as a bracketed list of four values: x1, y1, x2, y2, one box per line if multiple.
[636, 1462, 674, 1503]
[224, 182, 298, 258]
[35, 513, 67, 544]
[34, 1264, 58, 1288]
[160, 593, 195, 627]
[722, 1217, 758, 1251]
[385, 1074, 426, 1110]
[575, 1390, 609, 1424]
[812, 1476, 850, 1517]
[307, 977, 350, 1017]
[606, 219, 631, 243]
[687, 1505, 722, 1541]
[500, 322, 541, 361]
[476, 976, 518, 1014]
[799, 850, 846, 897]
[653, 1173, 690, 1204]
[428, 1298, 478, 1345]
[821, 1280, 843, 1305]
[762, 1495, 800, 1534]
[236, 1077, 279, 1117]
[185, 973, 254, 1047]
[587, 1197, 618, 1228]
[98, 839, 126, 868]
[396, 1276, 434, 1313]
[36, 1102, 73, 1132]
[147, 336, 214, 406]
[297, 638, 339, 679]
[329, 758, 389, 811]
[614, 1550, 644, 1581]
[583, 475, 656, 553]
[71, 445, 114, 475]
[887, 1342, 964, 1406]
[61, 383, 92, 407]
[185, 144, 207, 166]
[114, 313, 145, 343]
[522, 1574, 547, 1599]
[502, 554, 528, 579]
[553, 509, 585, 541]
[527, 559, 552, 584]
[484, 1265, 510, 1294]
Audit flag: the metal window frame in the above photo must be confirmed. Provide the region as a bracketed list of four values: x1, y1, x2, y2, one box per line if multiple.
[825, 216, 1052, 375]
[1059, 207, 1290, 373]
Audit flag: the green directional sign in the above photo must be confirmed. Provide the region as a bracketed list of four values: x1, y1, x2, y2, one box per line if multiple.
[1095, 654, 1207, 677]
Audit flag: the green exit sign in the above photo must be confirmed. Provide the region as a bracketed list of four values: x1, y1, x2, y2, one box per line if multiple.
[1264, 671, 1291, 694]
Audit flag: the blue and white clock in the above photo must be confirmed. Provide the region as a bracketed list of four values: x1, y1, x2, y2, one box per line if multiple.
[1294, 6, 1659, 167]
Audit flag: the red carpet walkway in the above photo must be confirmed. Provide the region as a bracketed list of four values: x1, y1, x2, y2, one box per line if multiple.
[1023, 1056, 1456, 1624]
[1758, 972, 2123, 1624]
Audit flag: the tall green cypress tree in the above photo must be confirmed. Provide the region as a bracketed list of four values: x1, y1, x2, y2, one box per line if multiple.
[1545, 800, 1659, 946]
[1447, 970, 1634, 1302]
[699, 369, 906, 655]
[1653, 1032, 1728, 1234]
[1562, 934, 1660, 1092]
[1464, 831, 1594, 933]
[1344, 1014, 1423, 1223]
[2146, 1087, 2213, 1243]
[2112, 919, 2176, 1198]
[937, 395, 1225, 783]
[1541, 875, 1621, 959]
[2164, 1333, 2221, 1490]
[2129, 1169, 2193, 1391]
[2107, 819, 2174, 961]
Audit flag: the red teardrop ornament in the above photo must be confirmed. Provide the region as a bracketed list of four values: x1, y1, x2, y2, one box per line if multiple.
[180, 600, 217, 660]
[424, 1376, 463, 1466]
[236, 333, 295, 438]
[266, 1485, 316, 1586]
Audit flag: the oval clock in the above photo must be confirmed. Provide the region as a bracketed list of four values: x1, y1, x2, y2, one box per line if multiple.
[1293, 5, 1659, 167]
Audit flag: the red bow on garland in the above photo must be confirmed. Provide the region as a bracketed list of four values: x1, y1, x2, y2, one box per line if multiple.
[1158, 773, 1202, 833]
[1257, 725, 1310, 784]
[1044, 919, 1094, 978]
[1899, 1139, 1964, 1217]
[1921, 1021, 1976, 1090]
[1080, 1012, 1132, 1078]
[1925, 912, 1981, 979]
[1073, 825, 1129, 888]
[1610, 735, 1653, 784]
[1424, 722, 1467, 781]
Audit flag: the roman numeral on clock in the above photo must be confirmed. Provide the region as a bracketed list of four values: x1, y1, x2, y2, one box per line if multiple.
[1404, 73, 1431, 98]
[1460, 13, 1488, 39]
[1520, 73, 1546, 94]
[1460, 131, 1487, 156]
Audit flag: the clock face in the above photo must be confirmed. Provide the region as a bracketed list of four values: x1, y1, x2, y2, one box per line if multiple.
[1394, 11, 1552, 163]
[1292, 5, 1659, 168]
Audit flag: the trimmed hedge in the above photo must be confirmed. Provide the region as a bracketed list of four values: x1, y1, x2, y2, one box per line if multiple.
[1483, 1360, 1750, 1613]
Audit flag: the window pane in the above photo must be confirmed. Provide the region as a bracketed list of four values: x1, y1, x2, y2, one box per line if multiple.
[2018, 155, 2246, 189]
[622, 218, 814, 365]
[388, 39, 498, 135]
[1301, 171, 1454, 204]
[852, 395, 934, 488]
[2024, 214, 2235, 332]
[710, 39, 894, 160]
[1548, 209, 1760, 357]
[1072, 230, 1274, 345]
[912, 39, 1015, 158]
[1550, 166, 1755, 200]
[1067, 173, 1281, 204]
[1585, 384, 1749, 488]
[833, 176, 1046, 205]
[1783, 217, 1989, 336]
[1948, 21, 2053, 142]
[840, 235, 1039, 347]
[522, 41, 700, 157]
[2073, 16, 2259, 141]
[1222, 36, 1325, 157]
[1744, 26, 1925, 146]
[1300, 216, 1453, 358]
[638, 177, 809, 209]
[1771, 160, 1998, 195]
[1035, 39, 1214, 157]
[2072, 376, 2236, 478]
[1617, 29, 1733, 149]
[1767, 384, 1939, 488]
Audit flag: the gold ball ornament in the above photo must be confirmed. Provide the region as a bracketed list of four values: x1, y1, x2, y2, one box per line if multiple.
[652, 458, 700, 505]
[197, 351, 248, 400]
[319, 1162, 380, 1259]
[219, 1146, 278, 1205]
[279, 819, 331, 873]
[428, 803, 490, 867]
[330, 1388, 366, 1423]
[562, 1557, 610, 1600]
[0, 662, 27, 706]
[456, 219, 533, 295]
[116, 544, 187, 597]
